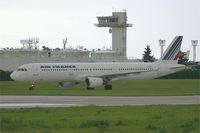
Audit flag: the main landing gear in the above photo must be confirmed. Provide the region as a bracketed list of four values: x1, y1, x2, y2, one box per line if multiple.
[103, 78, 112, 90]
[104, 84, 112, 90]
[86, 84, 112, 90]
[86, 87, 95, 90]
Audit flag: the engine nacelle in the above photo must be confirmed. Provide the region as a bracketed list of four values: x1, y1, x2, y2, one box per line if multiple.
[85, 77, 104, 88]
[59, 82, 79, 88]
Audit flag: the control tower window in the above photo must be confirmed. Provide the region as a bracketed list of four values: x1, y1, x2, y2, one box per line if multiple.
[98, 17, 118, 24]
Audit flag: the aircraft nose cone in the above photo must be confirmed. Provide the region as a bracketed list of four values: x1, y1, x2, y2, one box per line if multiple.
[10, 72, 17, 81]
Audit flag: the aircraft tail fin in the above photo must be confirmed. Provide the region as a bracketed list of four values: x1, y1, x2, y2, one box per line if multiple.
[159, 36, 183, 62]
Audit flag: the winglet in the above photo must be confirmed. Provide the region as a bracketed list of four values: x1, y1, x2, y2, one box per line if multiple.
[160, 36, 183, 61]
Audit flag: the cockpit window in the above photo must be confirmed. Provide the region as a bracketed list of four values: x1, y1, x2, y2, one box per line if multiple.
[17, 68, 27, 71]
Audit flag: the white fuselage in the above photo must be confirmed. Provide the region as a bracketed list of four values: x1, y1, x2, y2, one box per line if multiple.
[10, 36, 185, 89]
[11, 62, 185, 83]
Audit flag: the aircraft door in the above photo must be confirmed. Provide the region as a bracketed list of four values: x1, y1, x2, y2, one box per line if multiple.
[155, 64, 162, 76]
[32, 64, 40, 81]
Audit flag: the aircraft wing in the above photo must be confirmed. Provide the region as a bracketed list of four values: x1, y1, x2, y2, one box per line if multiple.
[99, 70, 149, 80]
[75, 70, 150, 82]
[169, 66, 185, 70]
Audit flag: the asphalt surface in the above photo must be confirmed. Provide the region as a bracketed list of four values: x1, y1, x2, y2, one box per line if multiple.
[0, 95, 199, 108]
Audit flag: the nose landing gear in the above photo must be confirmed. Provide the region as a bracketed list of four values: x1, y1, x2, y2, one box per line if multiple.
[29, 82, 35, 90]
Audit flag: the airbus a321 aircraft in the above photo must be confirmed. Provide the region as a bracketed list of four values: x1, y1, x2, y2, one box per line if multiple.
[11, 36, 185, 90]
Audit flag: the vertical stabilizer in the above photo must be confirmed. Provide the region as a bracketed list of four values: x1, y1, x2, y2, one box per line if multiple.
[160, 36, 183, 61]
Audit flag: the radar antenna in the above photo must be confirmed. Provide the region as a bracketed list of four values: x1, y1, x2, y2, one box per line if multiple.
[63, 38, 67, 50]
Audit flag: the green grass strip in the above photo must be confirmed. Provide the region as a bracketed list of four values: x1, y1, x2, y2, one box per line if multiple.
[0, 105, 199, 133]
[0, 79, 199, 96]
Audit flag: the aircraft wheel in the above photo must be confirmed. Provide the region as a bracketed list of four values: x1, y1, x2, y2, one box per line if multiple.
[29, 86, 34, 90]
[104, 85, 112, 90]
[87, 87, 95, 90]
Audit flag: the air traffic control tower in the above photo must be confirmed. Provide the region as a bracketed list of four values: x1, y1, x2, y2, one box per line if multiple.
[95, 11, 132, 58]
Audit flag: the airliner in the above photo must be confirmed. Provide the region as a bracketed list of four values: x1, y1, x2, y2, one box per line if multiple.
[11, 36, 185, 90]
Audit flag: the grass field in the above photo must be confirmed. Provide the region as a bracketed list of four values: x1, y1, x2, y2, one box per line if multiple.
[0, 105, 199, 133]
[0, 79, 199, 96]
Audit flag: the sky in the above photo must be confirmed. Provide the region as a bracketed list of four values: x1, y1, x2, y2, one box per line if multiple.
[0, 0, 199, 60]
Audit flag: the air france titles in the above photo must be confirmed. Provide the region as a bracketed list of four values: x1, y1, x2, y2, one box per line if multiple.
[40, 65, 76, 69]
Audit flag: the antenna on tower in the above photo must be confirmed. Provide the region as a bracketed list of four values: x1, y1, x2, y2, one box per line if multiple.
[20, 38, 39, 50]
[159, 39, 166, 57]
[191, 40, 198, 62]
[33, 38, 39, 50]
[63, 38, 67, 50]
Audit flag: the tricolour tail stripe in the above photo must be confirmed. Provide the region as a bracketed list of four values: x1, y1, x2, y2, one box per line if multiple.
[167, 37, 182, 60]
[161, 36, 183, 60]
[173, 52, 180, 60]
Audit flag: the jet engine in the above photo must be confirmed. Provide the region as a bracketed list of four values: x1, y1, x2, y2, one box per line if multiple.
[85, 77, 104, 89]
